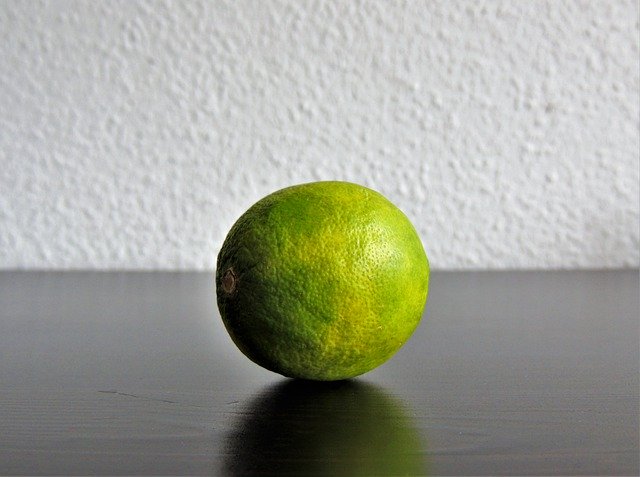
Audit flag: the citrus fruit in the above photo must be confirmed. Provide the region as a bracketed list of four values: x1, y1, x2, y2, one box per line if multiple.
[216, 181, 429, 381]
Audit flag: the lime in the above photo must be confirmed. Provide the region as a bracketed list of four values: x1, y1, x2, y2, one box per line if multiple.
[216, 181, 429, 380]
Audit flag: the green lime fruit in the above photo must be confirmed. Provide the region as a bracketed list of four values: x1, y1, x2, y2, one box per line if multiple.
[216, 181, 429, 381]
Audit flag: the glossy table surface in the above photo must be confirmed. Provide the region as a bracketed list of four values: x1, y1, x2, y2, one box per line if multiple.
[0, 270, 638, 476]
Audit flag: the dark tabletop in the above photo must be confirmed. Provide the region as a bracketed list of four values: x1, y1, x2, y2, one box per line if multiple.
[0, 270, 638, 476]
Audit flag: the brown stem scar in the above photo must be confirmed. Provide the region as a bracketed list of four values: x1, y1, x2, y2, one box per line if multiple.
[222, 268, 237, 294]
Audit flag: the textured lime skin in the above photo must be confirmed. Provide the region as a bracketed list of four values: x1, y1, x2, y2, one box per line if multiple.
[216, 181, 429, 381]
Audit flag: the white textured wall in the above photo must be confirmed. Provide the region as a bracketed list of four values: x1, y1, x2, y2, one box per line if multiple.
[1, 0, 638, 270]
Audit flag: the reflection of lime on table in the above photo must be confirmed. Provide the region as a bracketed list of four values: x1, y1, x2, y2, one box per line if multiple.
[224, 380, 428, 476]
[216, 181, 430, 380]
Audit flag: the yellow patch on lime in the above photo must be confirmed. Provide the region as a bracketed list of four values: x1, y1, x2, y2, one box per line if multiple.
[216, 181, 429, 381]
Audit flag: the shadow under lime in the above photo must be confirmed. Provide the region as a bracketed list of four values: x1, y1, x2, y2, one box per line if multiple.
[222, 379, 428, 476]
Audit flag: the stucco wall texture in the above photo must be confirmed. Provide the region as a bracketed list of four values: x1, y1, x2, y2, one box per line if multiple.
[1, 0, 638, 270]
